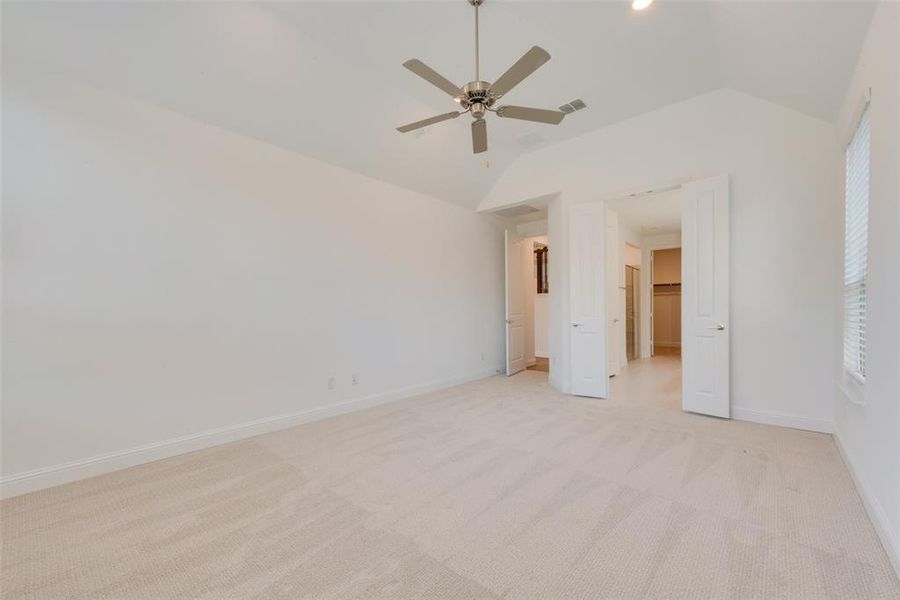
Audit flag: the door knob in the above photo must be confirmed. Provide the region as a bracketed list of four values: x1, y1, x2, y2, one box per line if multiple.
[572, 323, 583, 328]
[506, 319, 513, 324]
[708, 324, 726, 331]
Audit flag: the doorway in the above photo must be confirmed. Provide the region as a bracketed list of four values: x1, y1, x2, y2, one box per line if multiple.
[525, 237, 550, 373]
[503, 221, 550, 379]
[606, 190, 684, 409]
[624, 243, 641, 361]
[625, 266, 639, 360]
[568, 175, 731, 418]
[650, 247, 681, 358]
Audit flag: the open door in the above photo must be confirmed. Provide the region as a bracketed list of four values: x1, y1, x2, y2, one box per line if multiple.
[682, 175, 730, 417]
[505, 229, 526, 376]
[606, 209, 621, 377]
[569, 204, 608, 397]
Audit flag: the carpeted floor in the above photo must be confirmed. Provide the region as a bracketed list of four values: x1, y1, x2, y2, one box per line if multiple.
[2, 359, 899, 599]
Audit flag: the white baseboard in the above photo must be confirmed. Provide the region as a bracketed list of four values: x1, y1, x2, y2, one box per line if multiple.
[654, 342, 681, 348]
[833, 426, 900, 580]
[732, 406, 833, 433]
[548, 375, 568, 394]
[0, 367, 500, 499]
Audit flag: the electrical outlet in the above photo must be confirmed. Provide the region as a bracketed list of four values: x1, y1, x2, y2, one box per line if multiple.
[351, 373, 359, 386]
[327, 377, 336, 390]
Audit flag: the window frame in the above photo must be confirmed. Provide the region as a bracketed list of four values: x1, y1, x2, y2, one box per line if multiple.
[840, 101, 871, 405]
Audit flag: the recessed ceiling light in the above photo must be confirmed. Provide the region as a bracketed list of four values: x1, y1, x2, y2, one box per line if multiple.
[632, 0, 654, 11]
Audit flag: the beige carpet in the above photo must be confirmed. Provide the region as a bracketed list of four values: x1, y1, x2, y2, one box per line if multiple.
[3, 360, 899, 599]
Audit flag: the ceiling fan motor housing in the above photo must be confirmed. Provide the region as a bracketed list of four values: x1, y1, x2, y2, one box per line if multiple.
[459, 80, 495, 117]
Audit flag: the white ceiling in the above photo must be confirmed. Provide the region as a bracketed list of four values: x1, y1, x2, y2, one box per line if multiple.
[4, 1, 875, 208]
[607, 188, 682, 235]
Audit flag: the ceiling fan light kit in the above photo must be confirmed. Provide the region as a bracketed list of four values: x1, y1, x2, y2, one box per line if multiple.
[396, 0, 567, 154]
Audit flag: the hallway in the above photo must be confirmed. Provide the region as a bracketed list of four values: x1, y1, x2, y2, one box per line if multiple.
[608, 355, 682, 412]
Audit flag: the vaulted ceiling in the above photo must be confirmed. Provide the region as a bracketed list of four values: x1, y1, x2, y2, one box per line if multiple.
[4, 1, 875, 208]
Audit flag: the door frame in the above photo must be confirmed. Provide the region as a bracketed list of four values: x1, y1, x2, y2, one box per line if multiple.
[606, 208, 622, 377]
[567, 187, 674, 397]
[642, 240, 682, 358]
[504, 227, 552, 378]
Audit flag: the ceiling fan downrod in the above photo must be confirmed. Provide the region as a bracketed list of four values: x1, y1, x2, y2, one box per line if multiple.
[468, 0, 488, 121]
[472, 0, 483, 83]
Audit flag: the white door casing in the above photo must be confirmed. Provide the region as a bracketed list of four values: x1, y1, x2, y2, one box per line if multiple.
[569, 204, 608, 397]
[505, 229, 526, 376]
[649, 250, 655, 356]
[618, 237, 628, 367]
[681, 175, 730, 417]
[606, 209, 621, 376]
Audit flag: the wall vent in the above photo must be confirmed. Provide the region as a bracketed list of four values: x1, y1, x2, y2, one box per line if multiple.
[559, 98, 587, 114]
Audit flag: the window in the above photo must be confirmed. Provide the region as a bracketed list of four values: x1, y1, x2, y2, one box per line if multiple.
[843, 105, 870, 381]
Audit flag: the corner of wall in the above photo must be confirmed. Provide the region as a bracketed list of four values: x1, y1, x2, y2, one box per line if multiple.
[833, 425, 900, 579]
[0, 367, 500, 499]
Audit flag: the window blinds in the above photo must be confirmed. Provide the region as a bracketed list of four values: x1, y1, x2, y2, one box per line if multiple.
[843, 106, 870, 380]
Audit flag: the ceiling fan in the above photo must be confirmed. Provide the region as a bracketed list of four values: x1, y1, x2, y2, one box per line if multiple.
[396, 0, 566, 154]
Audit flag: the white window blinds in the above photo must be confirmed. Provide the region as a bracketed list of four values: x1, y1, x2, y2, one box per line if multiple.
[843, 105, 870, 381]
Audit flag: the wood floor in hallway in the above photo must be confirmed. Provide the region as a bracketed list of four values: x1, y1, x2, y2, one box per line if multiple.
[3, 371, 898, 599]
[609, 354, 683, 412]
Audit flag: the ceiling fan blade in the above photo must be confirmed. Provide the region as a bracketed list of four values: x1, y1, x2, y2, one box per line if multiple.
[396, 111, 462, 133]
[472, 118, 488, 154]
[403, 59, 464, 98]
[489, 46, 551, 99]
[497, 105, 566, 125]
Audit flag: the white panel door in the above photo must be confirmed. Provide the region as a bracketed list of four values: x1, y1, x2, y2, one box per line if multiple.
[606, 209, 621, 376]
[505, 229, 526, 376]
[649, 251, 655, 357]
[569, 204, 608, 397]
[617, 225, 628, 367]
[682, 175, 730, 417]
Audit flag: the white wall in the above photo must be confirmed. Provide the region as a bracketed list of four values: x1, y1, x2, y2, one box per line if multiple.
[546, 200, 565, 390]
[516, 219, 548, 238]
[832, 2, 900, 577]
[624, 244, 641, 267]
[482, 89, 843, 433]
[1, 63, 506, 496]
[534, 295, 549, 359]
[522, 237, 536, 366]
[615, 224, 642, 365]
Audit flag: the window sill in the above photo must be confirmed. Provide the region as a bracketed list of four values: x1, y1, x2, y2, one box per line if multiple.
[838, 373, 866, 407]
